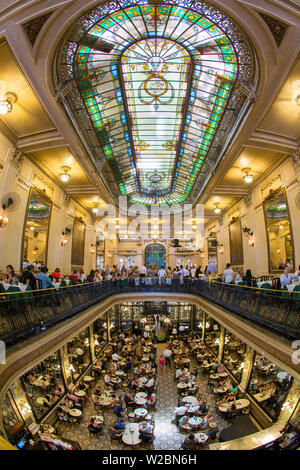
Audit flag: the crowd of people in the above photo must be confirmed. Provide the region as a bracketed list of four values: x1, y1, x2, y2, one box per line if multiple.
[2, 258, 300, 291]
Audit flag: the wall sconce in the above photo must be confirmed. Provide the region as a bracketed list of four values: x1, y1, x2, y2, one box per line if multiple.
[243, 227, 253, 236]
[90, 244, 96, 254]
[60, 232, 68, 247]
[0, 92, 17, 115]
[0, 196, 13, 228]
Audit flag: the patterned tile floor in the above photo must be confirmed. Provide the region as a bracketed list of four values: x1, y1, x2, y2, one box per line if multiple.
[56, 343, 228, 450]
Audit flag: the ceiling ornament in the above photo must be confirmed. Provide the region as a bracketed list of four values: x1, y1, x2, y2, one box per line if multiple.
[259, 13, 289, 47]
[23, 12, 53, 46]
[56, 0, 257, 206]
[10, 147, 25, 172]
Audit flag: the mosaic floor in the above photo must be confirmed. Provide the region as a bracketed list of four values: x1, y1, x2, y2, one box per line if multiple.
[56, 343, 228, 450]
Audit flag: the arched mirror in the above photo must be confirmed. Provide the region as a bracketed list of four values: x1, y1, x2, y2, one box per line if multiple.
[21, 188, 52, 271]
[263, 189, 295, 273]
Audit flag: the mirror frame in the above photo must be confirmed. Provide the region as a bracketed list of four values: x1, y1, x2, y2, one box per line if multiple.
[263, 187, 295, 274]
[20, 186, 53, 273]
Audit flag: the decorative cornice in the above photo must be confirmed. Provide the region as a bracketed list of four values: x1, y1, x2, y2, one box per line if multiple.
[260, 174, 282, 194]
[291, 149, 300, 169]
[33, 171, 54, 198]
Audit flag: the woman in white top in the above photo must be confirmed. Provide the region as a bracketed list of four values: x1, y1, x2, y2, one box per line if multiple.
[223, 264, 234, 284]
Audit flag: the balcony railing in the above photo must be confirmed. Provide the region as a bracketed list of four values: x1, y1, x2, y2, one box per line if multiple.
[0, 279, 299, 344]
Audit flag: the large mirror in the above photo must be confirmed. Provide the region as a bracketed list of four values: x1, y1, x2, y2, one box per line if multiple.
[264, 189, 294, 273]
[22, 189, 52, 271]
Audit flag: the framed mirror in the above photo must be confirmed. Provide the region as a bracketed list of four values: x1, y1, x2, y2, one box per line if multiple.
[263, 188, 295, 273]
[21, 188, 52, 271]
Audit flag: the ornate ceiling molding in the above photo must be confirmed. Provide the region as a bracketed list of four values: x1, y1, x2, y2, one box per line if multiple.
[259, 13, 289, 47]
[23, 12, 53, 47]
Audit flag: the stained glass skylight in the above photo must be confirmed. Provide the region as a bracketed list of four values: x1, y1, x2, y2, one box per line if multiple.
[57, 1, 257, 206]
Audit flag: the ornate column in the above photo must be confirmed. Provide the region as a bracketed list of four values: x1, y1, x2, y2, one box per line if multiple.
[240, 345, 255, 392]
[89, 324, 96, 362]
[201, 312, 206, 341]
[218, 326, 225, 362]
[60, 345, 74, 391]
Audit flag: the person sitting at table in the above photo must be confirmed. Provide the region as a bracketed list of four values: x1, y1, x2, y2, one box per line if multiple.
[243, 269, 253, 287]
[78, 381, 88, 392]
[145, 393, 157, 410]
[57, 406, 69, 422]
[124, 392, 136, 407]
[109, 425, 124, 442]
[145, 376, 154, 389]
[104, 373, 116, 389]
[175, 368, 183, 379]
[115, 419, 125, 430]
[197, 400, 207, 414]
[36, 266, 53, 289]
[207, 423, 219, 441]
[6, 265, 17, 283]
[112, 352, 121, 362]
[178, 415, 192, 431]
[125, 358, 132, 371]
[200, 413, 214, 429]
[88, 417, 103, 435]
[113, 399, 125, 419]
[230, 384, 239, 394]
[174, 405, 188, 425]
[280, 267, 298, 287]
[191, 367, 199, 378]
[55, 385, 65, 397]
[21, 265, 36, 289]
[182, 434, 201, 450]
[139, 422, 153, 443]
[225, 403, 237, 419]
[51, 268, 61, 282]
[129, 377, 141, 391]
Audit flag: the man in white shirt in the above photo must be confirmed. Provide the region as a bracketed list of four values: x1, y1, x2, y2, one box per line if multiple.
[163, 347, 172, 367]
[174, 405, 187, 424]
[112, 352, 121, 362]
[158, 266, 166, 285]
[175, 368, 182, 379]
[139, 265, 147, 277]
[223, 263, 234, 284]
[182, 267, 189, 277]
[145, 377, 154, 389]
[207, 260, 217, 274]
[280, 267, 297, 287]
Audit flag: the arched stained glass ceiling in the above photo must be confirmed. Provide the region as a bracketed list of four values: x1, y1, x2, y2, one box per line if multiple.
[57, 1, 257, 206]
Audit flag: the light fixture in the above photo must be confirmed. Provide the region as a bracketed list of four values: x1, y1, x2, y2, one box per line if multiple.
[90, 244, 96, 254]
[242, 168, 254, 184]
[292, 81, 300, 106]
[214, 203, 221, 214]
[0, 92, 17, 115]
[60, 166, 71, 183]
[92, 203, 99, 214]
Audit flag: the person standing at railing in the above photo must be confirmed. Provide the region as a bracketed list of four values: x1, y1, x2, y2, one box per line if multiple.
[223, 263, 234, 284]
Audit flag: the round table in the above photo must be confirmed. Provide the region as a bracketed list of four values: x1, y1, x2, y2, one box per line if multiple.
[134, 408, 147, 418]
[194, 432, 209, 444]
[122, 423, 141, 446]
[83, 376, 93, 383]
[182, 396, 198, 405]
[214, 387, 229, 394]
[136, 392, 147, 399]
[135, 397, 146, 406]
[75, 390, 86, 398]
[69, 408, 82, 418]
[188, 416, 202, 427]
[142, 357, 150, 362]
[219, 399, 250, 413]
[177, 383, 188, 390]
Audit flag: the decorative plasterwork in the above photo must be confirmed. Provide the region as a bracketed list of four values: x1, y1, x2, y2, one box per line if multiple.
[32, 172, 54, 198]
[260, 174, 282, 195]
[259, 13, 289, 47]
[10, 147, 25, 171]
[291, 149, 300, 169]
[244, 194, 252, 208]
[23, 12, 53, 47]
